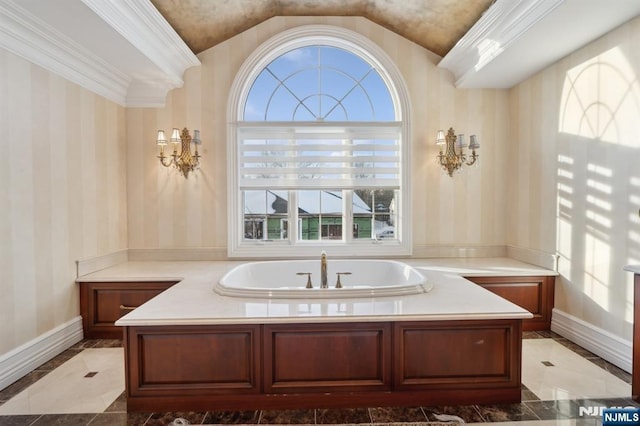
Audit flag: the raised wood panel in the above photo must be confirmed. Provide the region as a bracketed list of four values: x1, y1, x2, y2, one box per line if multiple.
[123, 319, 523, 411]
[79, 281, 177, 339]
[264, 322, 391, 393]
[394, 320, 521, 390]
[466, 276, 555, 331]
[125, 325, 260, 396]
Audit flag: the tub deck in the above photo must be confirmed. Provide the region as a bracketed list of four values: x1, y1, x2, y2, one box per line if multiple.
[78, 258, 556, 411]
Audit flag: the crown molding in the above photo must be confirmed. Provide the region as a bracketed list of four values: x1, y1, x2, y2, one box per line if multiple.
[438, 0, 564, 87]
[0, 0, 130, 105]
[81, 0, 200, 87]
[1, 0, 200, 107]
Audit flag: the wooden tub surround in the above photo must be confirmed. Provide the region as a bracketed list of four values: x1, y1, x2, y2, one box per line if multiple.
[123, 319, 522, 411]
[76, 258, 557, 412]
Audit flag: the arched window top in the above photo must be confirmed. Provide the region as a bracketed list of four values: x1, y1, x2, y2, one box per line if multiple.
[243, 45, 396, 122]
[231, 25, 408, 124]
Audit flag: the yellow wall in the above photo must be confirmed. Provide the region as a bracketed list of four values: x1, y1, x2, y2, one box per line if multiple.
[126, 16, 510, 252]
[0, 49, 127, 354]
[508, 16, 640, 339]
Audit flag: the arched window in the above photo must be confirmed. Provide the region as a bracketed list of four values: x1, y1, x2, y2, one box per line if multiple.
[228, 25, 411, 257]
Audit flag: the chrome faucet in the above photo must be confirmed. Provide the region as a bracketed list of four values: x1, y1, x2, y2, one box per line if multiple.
[320, 250, 328, 288]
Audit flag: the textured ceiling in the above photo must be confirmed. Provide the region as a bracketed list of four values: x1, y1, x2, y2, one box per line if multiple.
[150, 0, 494, 57]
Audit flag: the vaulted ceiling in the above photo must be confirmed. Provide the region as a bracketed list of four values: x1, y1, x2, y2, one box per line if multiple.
[149, 0, 494, 57]
[3, 0, 638, 107]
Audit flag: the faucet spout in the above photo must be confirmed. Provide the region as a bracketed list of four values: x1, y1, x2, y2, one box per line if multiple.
[320, 250, 328, 289]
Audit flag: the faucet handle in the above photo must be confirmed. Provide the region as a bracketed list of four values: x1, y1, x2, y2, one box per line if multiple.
[296, 272, 313, 288]
[335, 272, 352, 289]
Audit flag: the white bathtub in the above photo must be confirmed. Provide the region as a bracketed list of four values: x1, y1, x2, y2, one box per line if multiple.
[215, 259, 430, 298]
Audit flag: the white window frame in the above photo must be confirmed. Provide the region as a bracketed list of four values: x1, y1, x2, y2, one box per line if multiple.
[227, 25, 412, 258]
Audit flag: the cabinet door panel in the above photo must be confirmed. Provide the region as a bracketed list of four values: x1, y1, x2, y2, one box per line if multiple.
[394, 320, 521, 390]
[466, 276, 555, 331]
[264, 323, 391, 393]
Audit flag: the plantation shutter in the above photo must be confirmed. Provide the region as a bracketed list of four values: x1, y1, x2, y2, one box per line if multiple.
[238, 124, 401, 190]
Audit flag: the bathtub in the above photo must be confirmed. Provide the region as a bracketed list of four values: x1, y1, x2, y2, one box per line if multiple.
[215, 259, 430, 298]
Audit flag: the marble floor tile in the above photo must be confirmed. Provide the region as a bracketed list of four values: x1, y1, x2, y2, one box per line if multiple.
[0, 348, 124, 415]
[524, 400, 581, 420]
[522, 340, 630, 400]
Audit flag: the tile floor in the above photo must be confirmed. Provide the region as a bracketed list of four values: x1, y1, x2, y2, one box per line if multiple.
[0, 331, 637, 425]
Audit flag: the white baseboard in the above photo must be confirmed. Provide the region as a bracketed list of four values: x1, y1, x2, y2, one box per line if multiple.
[551, 308, 632, 373]
[0, 316, 83, 390]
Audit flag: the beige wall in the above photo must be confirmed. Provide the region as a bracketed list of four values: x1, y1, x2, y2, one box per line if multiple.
[126, 16, 510, 252]
[6, 13, 638, 363]
[0, 49, 127, 354]
[508, 16, 640, 340]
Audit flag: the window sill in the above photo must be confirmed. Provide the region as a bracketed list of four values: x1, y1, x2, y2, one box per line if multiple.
[228, 241, 412, 259]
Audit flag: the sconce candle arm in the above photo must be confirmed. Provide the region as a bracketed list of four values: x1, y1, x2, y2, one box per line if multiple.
[155, 127, 202, 178]
[435, 127, 479, 176]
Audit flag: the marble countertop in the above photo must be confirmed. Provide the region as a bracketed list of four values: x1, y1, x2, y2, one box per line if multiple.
[76, 258, 557, 326]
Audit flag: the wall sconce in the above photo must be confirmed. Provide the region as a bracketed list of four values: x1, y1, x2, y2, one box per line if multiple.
[436, 127, 480, 177]
[156, 127, 201, 178]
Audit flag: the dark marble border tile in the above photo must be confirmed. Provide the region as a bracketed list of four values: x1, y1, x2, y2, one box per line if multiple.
[316, 408, 371, 424]
[422, 405, 485, 423]
[586, 358, 632, 384]
[205, 410, 260, 424]
[144, 411, 208, 425]
[0, 414, 43, 425]
[260, 409, 316, 424]
[475, 403, 539, 422]
[368, 406, 427, 423]
[34, 349, 80, 372]
[105, 391, 127, 413]
[31, 413, 97, 425]
[0, 371, 48, 402]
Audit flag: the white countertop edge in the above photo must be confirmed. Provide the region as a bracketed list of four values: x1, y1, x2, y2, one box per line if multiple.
[115, 311, 534, 327]
[76, 276, 184, 283]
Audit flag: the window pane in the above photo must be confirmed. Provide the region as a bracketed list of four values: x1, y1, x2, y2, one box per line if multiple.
[297, 190, 344, 241]
[243, 190, 288, 240]
[353, 189, 397, 240]
[243, 45, 395, 123]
